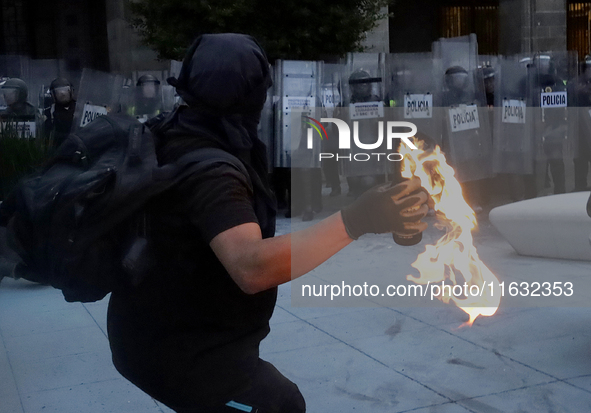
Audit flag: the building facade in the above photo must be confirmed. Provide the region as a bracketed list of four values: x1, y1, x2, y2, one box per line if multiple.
[2, 1, 591, 78]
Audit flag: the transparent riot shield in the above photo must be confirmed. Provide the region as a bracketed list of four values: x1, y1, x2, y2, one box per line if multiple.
[0, 87, 6, 112]
[273, 60, 322, 169]
[386, 53, 442, 146]
[274, 60, 323, 220]
[321, 63, 342, 118]
[341, 52, 387, 182]
[72, 69, 124, 132]
[319, 63, 344, 195]
[258, 69, 274, 173]
[123, 81, 174, 123]
[433, 34, 493, 183]
[479, 55, 499, 71]
[0, 77, 37, 138]
[0, 55, 46, 134]
[0, 55, 30, 83]
[574, 60, 591, 191]
[527, 51, 578, 194]
[492, 56, 533, 175]
[0, 114, 37, 138]
[169, 60, 183, 81]
[169, 60, 184, 107]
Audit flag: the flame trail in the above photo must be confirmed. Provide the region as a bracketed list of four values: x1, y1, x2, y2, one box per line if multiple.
[400, 139, 500, 326]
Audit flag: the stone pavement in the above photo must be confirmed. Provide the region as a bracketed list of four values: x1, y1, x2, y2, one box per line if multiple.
[1, 209, 591, 412]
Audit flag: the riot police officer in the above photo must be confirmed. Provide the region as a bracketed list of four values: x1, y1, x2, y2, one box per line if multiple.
[0, 78, 36, 118]
[349, 69, 381, 104]
[346, 69, 385, 198]
[128, 74, 162, 122]
[44, 78, 76, 147]
[531, 54, 568, 195]
[442, 65, 489, 212]
[482, 66, 495, 107]
[443, 66, 474, 107]
[575, 55, 591, 191]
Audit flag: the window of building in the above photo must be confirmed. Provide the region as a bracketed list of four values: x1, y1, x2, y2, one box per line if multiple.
[567, 2, 591, 61]
[439, 1, 499, 55]
[1, 0, 30, 55]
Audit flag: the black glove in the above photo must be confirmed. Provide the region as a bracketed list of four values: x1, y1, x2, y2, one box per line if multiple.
[341, 177, 430, 240]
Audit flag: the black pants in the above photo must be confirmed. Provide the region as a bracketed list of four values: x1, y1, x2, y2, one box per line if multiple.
[171, 359, 306, 413]
[547, 158, 566, 194]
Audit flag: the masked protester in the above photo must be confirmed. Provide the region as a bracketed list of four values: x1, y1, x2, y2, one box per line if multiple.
[106, 33, 431, 413]
[44, 78, 76, 147]
[0, 78, 36, 119]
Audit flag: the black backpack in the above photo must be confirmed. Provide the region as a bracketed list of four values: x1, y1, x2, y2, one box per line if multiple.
[0, 113, 250, 302]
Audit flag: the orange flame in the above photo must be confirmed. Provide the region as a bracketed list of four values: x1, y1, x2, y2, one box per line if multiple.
[400, 139, 500, 326]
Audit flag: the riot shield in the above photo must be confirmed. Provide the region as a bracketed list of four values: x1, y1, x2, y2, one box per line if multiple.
[0, 77, 37, 138]
[433, 35, 493, 183]
[273, 60, 322, 169]
[72, 69, 124, 132]
[321, 63, 342, 118]
[123, 83, 175, 123]
[527, 51, 578, 194]
[0, 85, 6, 112]
[385, 53, 442, 146]
[479, 55, 499, 71]
[341, 52, 387, 180]
[258, 67, 274, 173]
[0, 113, 37, 138]
[574, 60, 591, 191]
[492, 56, 533, 175]
[169, 60, 184, 107]
[169, 60, 183, 81]
[0, 55, 30, 83]
[320, 63, 344, 194]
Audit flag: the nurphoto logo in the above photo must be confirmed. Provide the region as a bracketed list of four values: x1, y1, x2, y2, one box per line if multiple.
[304, 117, 418, 162]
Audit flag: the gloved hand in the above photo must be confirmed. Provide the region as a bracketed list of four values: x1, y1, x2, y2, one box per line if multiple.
[341, 177, 430, 240]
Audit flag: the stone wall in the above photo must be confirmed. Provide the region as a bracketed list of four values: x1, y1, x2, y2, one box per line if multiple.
[104, 0, 168, 77]
[361, 6, 390, 53]
[501, 0, 567, 55]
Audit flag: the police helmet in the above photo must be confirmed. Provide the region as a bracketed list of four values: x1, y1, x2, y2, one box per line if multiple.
[50, 77, 72, 91]
[533, 54, 555, 75]
[136, 74, 161, 86]
[482, 66, 495, 79]
[1, 78, 28, 103]
[348, 69, 372, 84]
[444, 66, 469, 90]
[583, 55, 591, 73]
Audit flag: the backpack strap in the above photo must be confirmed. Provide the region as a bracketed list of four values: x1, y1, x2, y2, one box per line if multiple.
[153, 147, 252, 190]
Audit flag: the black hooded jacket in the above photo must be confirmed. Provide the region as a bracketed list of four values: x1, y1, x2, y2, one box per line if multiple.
[107, 34, 277, 409]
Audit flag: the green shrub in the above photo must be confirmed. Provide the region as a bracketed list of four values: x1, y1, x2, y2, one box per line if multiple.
[0, 122, 54, 200]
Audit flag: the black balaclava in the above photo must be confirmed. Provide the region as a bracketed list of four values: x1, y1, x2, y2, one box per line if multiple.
[151, 33, 276, 227]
